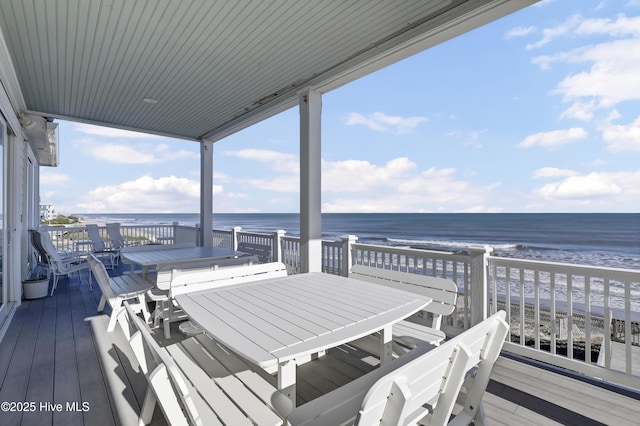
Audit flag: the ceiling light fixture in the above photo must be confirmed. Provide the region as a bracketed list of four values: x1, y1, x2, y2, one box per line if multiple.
[142, 97, 158, 104]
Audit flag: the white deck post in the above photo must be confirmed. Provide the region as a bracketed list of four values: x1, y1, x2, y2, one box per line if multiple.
[232, 226, 241, 250]
[469, 245, 493, 326]
[299, 88, 322, 273]
[340, 235, 358, 277]
[273, 230, 286, 262]
[199, 140, 214, 247]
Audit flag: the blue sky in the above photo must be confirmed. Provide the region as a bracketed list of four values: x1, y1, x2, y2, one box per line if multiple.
[43, 0, 640, 214]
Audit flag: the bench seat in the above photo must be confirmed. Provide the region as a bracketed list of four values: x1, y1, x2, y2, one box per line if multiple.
[350, 265, 458, 350]
[88, 253, 153, 332]
[237, 241, 273, 263]
[151, 259, 284, 339]
[286, 311, 509, 425]
[121, 302, 283, 426]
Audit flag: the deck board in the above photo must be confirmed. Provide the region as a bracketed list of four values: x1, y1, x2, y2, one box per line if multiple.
[488, 357, 639, 424]
[0, 299, 42, 425]
[52, 275, 83, 426]
[22, 295, 56, 426]
[0, 265, 638, 425]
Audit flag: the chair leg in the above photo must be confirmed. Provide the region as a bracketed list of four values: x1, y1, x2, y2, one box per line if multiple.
[473, 402, 487, 426]
[107, 305, 122, 332]
[97, 295, 107, 312]
[139, 389, 157, 426]
[50, 274, 59, 296]
[138, 294, 151, 323]
[163, 317, 171, 340]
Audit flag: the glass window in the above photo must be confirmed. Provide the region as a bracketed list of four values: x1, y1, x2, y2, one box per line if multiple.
[0, 120, 4, 309]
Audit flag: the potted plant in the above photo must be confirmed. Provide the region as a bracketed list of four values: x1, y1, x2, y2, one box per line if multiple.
[22, 260, 50, 299]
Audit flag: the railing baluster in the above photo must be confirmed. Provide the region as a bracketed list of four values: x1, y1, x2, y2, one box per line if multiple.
[519, 268, 525, 346]
[567, 274, 574, 360]
[550, 272, 557, 355]
[625, 279, 632, 375]
[534, 269, 540, 351]
[603, 278, 611, 369]
[585, 275, 592, 363]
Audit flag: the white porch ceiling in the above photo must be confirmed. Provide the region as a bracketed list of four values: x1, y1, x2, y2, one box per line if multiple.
[0, 0, 536, 142]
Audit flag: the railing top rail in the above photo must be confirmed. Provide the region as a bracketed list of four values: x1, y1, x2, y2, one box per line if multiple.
[489, 256, 640, 281]
[237, 230, 274, 237]
[352, 242, 455, 256]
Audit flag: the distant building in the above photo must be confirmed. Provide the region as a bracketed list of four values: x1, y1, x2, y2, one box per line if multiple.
[40, 204, 55, 221]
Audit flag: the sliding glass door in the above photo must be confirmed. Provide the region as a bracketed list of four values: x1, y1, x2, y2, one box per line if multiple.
[0, 118, 5, 314]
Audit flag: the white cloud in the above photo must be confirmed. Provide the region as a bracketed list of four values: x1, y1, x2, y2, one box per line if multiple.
[527, 14, 583, 50]
[517, 128, 588, 149]
[456, 205, 504, 213]
[74, 123, 159, 138]
[223, 151, 498, 212]
[88, 142, 197, 164]
[224, 149, 298, 172]
[346, 112, 427, 134]
[445, 129, 486, 148]
[41, 172, 72, 186]
[321, 161, 500, 213]
[534, 171, 640, 202]
[600, 114, 640, 152]
[533, 0, 557, 7]
[559, 101, 596, 121]
[532, 167, 580, 179]
[574, 15, 640, 37]
[245, 175, 299, 193]
[77, 176, 201, 213]
[552, 39, 640, 108]
[322, 157, 416, 193]
[530, 15, 640, 115]
[526, 14, 640, 52]
[505, 26, 536, 39]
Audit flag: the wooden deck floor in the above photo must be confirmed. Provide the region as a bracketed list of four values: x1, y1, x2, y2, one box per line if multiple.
[0, 266, 638, 425]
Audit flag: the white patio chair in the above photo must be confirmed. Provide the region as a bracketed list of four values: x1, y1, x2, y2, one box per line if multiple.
[87, 253, 153, 332]
[106, 222, 139, 251]
[32, 229, 91, 296]
[86, 224, 119, 269]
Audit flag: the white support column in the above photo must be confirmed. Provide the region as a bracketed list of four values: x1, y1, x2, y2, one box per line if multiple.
[469, 245, 493, 326]
[299, 89, 322, 273]
[341, 235, 358, 277]
[199, 140, 214, 247]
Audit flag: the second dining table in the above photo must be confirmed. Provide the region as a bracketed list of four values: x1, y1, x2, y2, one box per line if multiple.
[121, 245, 242, 278]
[174, 272, 432, 405]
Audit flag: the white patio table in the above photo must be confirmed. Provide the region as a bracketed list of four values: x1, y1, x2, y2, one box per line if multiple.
[174, 272, 432, 405]
[121, 246, 241, 278]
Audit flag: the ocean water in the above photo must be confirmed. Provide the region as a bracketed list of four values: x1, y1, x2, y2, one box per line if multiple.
[81, 213, 639, 270]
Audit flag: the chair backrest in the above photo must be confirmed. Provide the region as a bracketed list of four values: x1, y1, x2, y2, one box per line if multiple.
[86, 224, 107, 251]
[120, 242, 197, 254]
[237, 241, 273, 263]
[29, 229, 49, 262]
[122, 302, 203, 426]
[350, 265, 458, 328]
[450, 311, 509, 423]
[106, 222, 125, 249]
[356, 311, 508, 425]
[35, 228, 66, 265]
[87, 253, 115, 300]
[168, 261, 288, 296]
[155, 255, 260, 291]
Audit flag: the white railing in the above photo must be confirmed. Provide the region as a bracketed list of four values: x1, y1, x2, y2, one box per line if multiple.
[488, 256, 640, 389]
[43, 222, 640, 389]
[45, 223, 178, 251]
[349, 242, 473, 334]
[281, 235, 302, 275]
